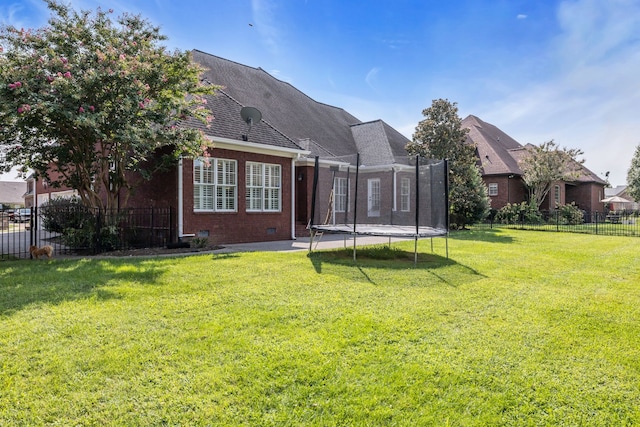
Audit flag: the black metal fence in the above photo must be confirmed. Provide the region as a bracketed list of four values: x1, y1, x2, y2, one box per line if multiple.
[479, 210, 640, 237]
[0, 206, 174, 260]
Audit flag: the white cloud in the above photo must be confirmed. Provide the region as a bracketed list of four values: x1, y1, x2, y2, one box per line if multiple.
[517, 14, 528, 19]
[474, 0, 640, 186]
[365, 67, 380, 91]
[0, 0, 47, 28]
[251, 0, 282, 55]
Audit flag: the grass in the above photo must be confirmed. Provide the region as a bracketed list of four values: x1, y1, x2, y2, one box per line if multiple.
[1, 229, 640, 425]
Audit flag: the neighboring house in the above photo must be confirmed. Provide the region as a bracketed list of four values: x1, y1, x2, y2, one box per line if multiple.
[463, 115, 607, 214]
[0, 180, 26, 209]
[25, 172, 78, 208]
[0, 149, 28, 209]
[32, 50, 414, 245]
[604, 186, 638, 211]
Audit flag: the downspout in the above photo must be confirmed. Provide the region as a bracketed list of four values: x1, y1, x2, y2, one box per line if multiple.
[178, 157, 184, 239]
[33, 177, 38, 230]
[291, 156, 297, 240]
[393, 167, 397, 212]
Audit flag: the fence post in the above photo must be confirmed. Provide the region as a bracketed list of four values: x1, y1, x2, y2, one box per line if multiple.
[29, 207, 35, 256]
[95, 209, 102, 254]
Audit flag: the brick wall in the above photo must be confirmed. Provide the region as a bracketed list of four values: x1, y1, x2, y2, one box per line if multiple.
[483, 175, 527, 210]
[181, 148, 294, 245]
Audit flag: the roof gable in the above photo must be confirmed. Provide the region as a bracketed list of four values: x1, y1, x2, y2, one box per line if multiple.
[462, 115, 523, 176]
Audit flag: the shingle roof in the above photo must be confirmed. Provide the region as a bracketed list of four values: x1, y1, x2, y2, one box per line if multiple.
[184, 90, 300, 151]
[463, 115, 606, 184]
[191, 50, 410, 164]
[463, 115, 522, 176]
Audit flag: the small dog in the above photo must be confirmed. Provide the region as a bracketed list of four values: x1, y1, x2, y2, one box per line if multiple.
[30, 245, 53, 260]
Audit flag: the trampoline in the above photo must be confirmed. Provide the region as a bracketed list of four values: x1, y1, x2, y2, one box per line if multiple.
[308, 154, 449, 262]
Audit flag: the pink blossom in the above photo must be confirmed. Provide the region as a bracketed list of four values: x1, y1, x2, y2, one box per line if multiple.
[138, 102, 145, 109]
[119, 54, 126, 60]
[8, 83, 15, 90]
[63, 71, 71, 78]
[17, 104, 30, 114]
[46, 76, 54, 82]
[78, 106, 85, 113]
[61, 57, 68, 64]
[89, 105, 95, 112]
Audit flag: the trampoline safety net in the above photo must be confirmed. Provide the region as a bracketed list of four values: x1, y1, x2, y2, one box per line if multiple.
[309, 154, 449, 238]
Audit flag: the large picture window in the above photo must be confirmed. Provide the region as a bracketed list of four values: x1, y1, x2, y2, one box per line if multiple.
[194, 158, 237, 212]
[246, 162, 281, 212]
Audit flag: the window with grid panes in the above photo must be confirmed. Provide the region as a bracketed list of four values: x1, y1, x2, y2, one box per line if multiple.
[246, 162, 281, 212]
[334, 177, 348, 212]
[401, 177, 410, 211]
[193, 158, 237, 212]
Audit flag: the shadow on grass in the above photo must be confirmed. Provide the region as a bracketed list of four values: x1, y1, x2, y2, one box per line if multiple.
[0, 258, 169, 317]
[450, 228, 515, 243]
[308, 245, 484, 287]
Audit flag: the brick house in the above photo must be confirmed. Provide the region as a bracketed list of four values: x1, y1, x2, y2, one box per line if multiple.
[463, 115, 607, 214]
[31, 50, 413, 245]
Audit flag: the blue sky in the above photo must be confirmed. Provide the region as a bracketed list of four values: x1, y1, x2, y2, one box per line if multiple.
[2, 0, 640, 186]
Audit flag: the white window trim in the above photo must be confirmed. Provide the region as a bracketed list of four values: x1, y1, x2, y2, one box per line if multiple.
[246, 162, 282, 213]
[194, 157, 237, 212]
[334, 177, 349, 213]
[488, 183, 498, 197]
[400, 177, 411, 212]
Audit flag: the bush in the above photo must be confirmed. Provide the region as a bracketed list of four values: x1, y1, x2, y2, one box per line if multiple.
[495, 201, 543, 225]
[557, 203, 585, 225]
[190, 237, 209, 249]
[40, 197, 93, 233]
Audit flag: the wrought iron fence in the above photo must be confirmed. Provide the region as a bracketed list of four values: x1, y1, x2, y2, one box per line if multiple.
[479, 210, 640, 237]
[0, 206, 174, 260]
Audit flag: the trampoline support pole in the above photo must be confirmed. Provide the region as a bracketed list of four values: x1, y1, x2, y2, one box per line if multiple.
[414, 236, 418, 265]
[353, 234, 357, 262]
[309, 230, 314, 253]
[446, 234, 449, 259]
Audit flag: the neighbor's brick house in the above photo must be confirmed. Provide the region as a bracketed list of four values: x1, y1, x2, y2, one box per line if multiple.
[463, 115, 607, 214]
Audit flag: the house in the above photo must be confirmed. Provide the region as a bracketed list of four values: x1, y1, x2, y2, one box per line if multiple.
[604, 186, 638, 211]
[462, 115, 607, 214]
[0, 149, 27, 209]
[0, 180, 26, 209]
[32, 50, 413, 245]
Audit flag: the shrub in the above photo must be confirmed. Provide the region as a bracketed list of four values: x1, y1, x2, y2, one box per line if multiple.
[557, 203, 584, 225]
[39, 197, 93, 233]
[496, 201, 543, 224]
[190, 237, 209, 249]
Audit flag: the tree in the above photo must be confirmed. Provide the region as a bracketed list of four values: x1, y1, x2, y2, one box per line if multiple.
[407, 98, 489, 228]
[626, 144, 640, 202]
[0, 1, 216, 212]
[519, 141, 583, 210]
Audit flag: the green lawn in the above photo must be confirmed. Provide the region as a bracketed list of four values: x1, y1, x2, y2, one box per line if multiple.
[1, 229, 639, 426]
